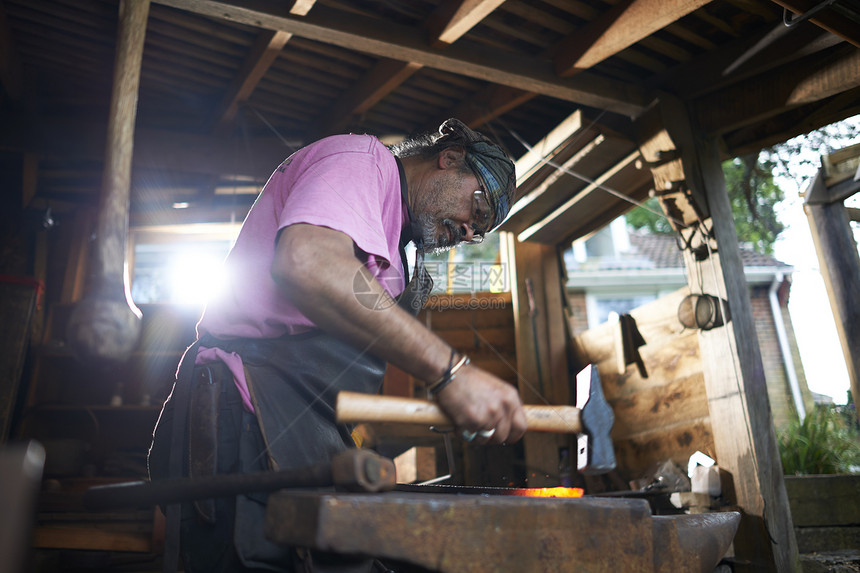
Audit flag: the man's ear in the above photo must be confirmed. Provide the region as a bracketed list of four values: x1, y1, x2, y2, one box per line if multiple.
[437, 146, 466, 169]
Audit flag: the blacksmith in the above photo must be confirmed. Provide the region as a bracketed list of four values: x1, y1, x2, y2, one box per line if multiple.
[148, 118, 527, 572]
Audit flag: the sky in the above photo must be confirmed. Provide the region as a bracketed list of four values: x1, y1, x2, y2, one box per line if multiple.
[770, 117, 860, 405]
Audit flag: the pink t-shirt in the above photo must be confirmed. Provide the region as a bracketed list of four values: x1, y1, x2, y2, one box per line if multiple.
[198, 133, 408, 340]
[193, 134, 409, 411]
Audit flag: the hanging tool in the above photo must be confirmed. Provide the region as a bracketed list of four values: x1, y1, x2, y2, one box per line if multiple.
[525, 277, 544, 398]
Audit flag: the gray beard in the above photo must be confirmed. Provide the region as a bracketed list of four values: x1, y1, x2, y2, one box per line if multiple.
[418, 214, 461, 254]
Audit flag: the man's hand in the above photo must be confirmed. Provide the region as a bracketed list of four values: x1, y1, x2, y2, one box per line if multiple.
[274, 224, 527, 445]
[434, 364, 527, 445]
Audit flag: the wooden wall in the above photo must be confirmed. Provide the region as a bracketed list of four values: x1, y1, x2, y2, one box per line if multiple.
[570, 286, 715, 482]
[383, 291, 518, 397]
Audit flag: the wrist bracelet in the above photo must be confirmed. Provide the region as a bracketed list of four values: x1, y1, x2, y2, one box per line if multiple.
[428, 351, 470, 396]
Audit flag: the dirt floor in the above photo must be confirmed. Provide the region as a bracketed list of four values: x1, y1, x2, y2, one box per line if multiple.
[801, 551, 860, 573]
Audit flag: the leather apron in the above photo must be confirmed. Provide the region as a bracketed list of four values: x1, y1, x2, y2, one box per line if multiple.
[149, 216, 432, 571]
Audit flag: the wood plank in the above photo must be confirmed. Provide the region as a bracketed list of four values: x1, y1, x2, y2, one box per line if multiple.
[432, 326, 516, 354]
[426, 0, 506, 47]
[513, 110, 583, 187]
[554, 0, 712, 76]
[314, 59, 423, 137]
[695, 48, 860, 135]
[784, 475, 860, 528]
[314, 0, 508, 138]
[609, 374, 709, 437]
[673, 130, 800, 571]
[32, 526, 152, 553]
[152, 0, 650, 116]
[612, 418, 714, 479]
[422, 307, 514, 331]
[517, 149, 647, 242]
[449, 85, 537, 129]
[772, 0, 860, 49]
[503, 127, 640, 230]
[804, 176, 860, 422]
[214, 29, 294, 132]
[0, 0, 24, 100]
[506, 234, 567, 487]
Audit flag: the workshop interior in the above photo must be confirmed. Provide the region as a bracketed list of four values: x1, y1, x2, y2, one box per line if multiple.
[1, 0, 859, 572]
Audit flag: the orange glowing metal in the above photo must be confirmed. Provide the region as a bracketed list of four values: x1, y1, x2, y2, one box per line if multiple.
[512, 487, 584, 498]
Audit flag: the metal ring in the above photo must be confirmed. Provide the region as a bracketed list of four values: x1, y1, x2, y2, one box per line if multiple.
[461, 430, 477, 442]
[478, 428, 496, 439]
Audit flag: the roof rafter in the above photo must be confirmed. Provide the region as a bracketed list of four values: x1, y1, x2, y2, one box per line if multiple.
[313, 0, 505, 137]
[694, 46, 860, 135]
[213, 0, 316, 134]
[0, 1, 24, 100]
[426, 0, 505, 47]
[554, 0, 713, 77]
[152, 0, 650, 117]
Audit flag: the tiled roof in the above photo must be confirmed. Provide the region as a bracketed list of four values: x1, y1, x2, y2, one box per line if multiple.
[569, 231, 792, 272]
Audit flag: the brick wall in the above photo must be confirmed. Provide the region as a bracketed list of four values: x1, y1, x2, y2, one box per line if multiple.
[566, 292, 589, 337]
[747, 285, 810, 430]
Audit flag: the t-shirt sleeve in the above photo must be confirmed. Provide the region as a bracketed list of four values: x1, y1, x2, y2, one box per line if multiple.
[276, 150, 393, 264]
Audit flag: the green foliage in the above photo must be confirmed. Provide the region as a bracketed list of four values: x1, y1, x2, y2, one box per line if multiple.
[624, 197, 675, 235]
[779, 405, 860, 475]
[625, 156, 785, 254]
[625, 116, 859, 253]
[723, 155, 785, 255]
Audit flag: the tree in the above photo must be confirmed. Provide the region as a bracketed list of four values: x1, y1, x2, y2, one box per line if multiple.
[626, 155, 785, 254]
[627, 115, 860, 254]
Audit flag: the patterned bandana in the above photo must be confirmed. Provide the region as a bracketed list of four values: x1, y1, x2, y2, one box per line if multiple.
[437, 118, 516, 231]
[464, 142, 515, 230]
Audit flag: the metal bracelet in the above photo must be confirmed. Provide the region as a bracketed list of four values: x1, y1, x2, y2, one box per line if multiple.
[428, 353, 470, 396]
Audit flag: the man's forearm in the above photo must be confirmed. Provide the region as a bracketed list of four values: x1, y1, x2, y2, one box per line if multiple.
[272, 224, 453, 386]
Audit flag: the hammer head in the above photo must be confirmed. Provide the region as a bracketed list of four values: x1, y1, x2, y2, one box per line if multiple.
[575, 365, 616, 475]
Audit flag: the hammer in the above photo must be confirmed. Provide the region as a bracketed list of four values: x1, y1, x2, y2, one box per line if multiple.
[337, 364, 615, 475]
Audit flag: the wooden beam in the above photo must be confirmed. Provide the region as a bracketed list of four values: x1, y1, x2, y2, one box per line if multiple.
[314, 59, 423, 137]
[772, 0, 860, 49]
[804, 173, 860, 422]
[426, 0, 505, 47]
[22, 153, 38, 209]
[450, 86, 536, 129]
[213, 0, 315, 133]
[517, 150, 643, 242]
[213, 30, 293, 132]
[0, 1, 23, 100]
[722, 86, 860, 156]
[313, 0, 505, 138]
[695, 46, 860, 135]
[152, 0, 650, 116]
[93, 0, 150, 282]
[554, 0, 712, 76]
[0, 113, 297, 180]
[513, 111, 584, 187]
[508, 134, 605, 223]
[503, 232, 568, 487]
[665, 103, 800, 570]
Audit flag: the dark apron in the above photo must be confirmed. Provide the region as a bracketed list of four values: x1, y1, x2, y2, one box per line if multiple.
[148, 252, 432, 572]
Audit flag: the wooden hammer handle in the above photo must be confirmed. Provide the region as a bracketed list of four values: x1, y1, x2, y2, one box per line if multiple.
[336, 391, 582, 434]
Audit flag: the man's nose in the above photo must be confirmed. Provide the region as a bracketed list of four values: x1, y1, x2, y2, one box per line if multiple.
[459, 221, 475, 243]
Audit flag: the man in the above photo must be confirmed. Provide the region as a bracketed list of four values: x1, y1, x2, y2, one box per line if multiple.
[149, 118, 527, 572]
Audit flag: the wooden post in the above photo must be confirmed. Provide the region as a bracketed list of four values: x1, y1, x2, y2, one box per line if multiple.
[639, 102, 801, 572]
[804, 173, 860, 418]
[503, 232, 570, 487]
[66, 0, 150, 363]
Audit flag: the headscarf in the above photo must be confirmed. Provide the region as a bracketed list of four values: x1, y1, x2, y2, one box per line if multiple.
[437, 119, 516, 230]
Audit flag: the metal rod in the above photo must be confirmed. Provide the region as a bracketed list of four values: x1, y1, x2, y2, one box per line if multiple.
[783, 0, 839, 27]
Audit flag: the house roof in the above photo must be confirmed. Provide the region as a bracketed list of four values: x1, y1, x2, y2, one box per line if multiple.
[566, 230, 792, 280]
